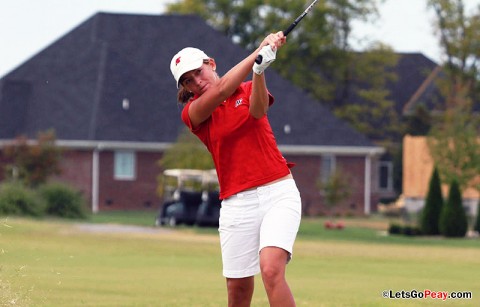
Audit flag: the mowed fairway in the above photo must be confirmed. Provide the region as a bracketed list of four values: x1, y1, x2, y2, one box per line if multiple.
[1, 217, 479, 306]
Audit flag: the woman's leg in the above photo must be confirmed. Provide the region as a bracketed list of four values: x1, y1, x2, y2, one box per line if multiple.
[260, 247, 295, 307]
[220, 192, 262, 306]
[256, 179, 301, 307]
[226, 276, 255, 307]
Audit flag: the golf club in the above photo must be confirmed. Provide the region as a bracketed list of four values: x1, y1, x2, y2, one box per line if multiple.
[255, 0, 320, 64]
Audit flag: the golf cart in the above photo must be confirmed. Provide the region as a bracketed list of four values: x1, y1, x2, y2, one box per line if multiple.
[155, 169, 220, 227]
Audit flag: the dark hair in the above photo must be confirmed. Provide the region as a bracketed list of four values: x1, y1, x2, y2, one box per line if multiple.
[176, 59, 211, 104]
[177, 86, 194, 104]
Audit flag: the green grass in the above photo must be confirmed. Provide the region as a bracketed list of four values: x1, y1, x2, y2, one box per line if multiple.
[90, 211, 480, 248]
[0, 215, 479, 306]
[86, 210, 159, 227]
[299, 217, 480, 248]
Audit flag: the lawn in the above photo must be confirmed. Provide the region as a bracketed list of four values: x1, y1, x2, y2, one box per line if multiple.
[0, 214, 479, 306]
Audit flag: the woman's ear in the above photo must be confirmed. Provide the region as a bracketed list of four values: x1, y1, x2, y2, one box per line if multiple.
[209, 58, 217, 71]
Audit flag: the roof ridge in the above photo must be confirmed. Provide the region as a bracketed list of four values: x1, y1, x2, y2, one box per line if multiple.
[402, 65, 442, 115]
[88, 42, 109, 140]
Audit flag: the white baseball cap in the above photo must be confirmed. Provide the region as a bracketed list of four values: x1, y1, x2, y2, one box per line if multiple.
[170, 47, 210, 88]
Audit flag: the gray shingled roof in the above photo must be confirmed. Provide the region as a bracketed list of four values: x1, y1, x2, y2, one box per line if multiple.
[388, 53, 443, 115]
[0, 13, 376, 148]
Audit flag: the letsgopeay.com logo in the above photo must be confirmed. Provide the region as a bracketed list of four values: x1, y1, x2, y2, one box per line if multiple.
[382, 289, 472, 301]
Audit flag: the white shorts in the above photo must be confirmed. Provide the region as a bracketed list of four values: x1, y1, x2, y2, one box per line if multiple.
[218, 179, 302, 278]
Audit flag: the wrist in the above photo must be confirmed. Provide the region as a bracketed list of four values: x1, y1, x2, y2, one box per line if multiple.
[252, 64, 264, 75]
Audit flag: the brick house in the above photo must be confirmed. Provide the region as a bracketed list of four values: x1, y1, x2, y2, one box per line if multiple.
[0, 13, 436, 215]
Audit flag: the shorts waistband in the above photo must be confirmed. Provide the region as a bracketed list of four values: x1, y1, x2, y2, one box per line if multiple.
[233, 178, 296, 198]
[257, 178, 295, 191]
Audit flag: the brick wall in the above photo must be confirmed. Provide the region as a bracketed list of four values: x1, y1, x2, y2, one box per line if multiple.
[286, 154, 371, 216]
[1, 147, 381, 216]
[97, 151, 163, 211]
[52, 149, 163, 212]
[0, 152, 8, 181]
[53, 150, 93, 205]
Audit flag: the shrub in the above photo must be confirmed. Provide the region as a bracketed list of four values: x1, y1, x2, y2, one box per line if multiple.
[439, 179, 468, 238]
[2, 130, 62, 187]
[38, 183, 86, 219]
[402, 225, 423, 236]
[388, 223, 403, 235]
[420, 167, 443, 235]
[0, 182, 45, 216]
[388, 223, 423, 236]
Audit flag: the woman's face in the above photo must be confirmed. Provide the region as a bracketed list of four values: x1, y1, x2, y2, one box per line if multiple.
[180, 60, 218, 96]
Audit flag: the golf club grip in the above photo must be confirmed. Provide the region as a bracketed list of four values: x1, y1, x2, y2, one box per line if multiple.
[254, 23, 296, 65]
[254, 20, 301, 64]
[283, 21, 299, 36]
[254, 4, 314, 64]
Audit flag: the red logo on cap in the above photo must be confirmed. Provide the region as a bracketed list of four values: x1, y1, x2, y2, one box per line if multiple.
[175, 57, 181, 66]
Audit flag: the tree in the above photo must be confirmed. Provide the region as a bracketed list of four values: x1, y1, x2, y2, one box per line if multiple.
[157, 128, 214, 198]
[333, 43, 401, 145]
[427, 0, 480, 103]
[427, 101, 480, 192]
[2, 130, 62, 187]
[167, 0, 403, 144]
[426, 0, 480, 197]
[158, 127, 214, 171]
[404, 104, 432, 136]
[439, 179, 468, 237]
[166, 0, 379, 51]
[317, 169, 351, 216]
[420, 167, 444, 235]
[166, 0, 382, 103]
[426, 0, 480, 198]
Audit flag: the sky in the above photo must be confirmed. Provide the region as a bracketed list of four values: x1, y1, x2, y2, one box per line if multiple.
[1, 0, 479, 77]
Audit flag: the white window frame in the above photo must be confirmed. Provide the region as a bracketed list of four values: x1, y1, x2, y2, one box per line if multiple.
[321, 154, 336, 183]
[114, 151, 136, 180]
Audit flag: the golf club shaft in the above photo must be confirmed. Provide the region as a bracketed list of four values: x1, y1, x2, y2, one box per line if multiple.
[255, 0, 319, 64]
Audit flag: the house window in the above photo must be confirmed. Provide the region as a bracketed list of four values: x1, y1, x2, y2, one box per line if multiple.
[378, 161, 393, 191]
[321, 154, 336, 183]
[114, 151, 136, 180]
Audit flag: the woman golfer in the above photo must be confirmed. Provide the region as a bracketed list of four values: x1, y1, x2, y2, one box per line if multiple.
[170, 32, 301, 307]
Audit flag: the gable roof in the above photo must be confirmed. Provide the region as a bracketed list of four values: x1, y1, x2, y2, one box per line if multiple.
[388, 53, 443, 115]
[0, 13, 378, 151]
[401, 65, 443, 114]
[334, 51, 443, 115]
